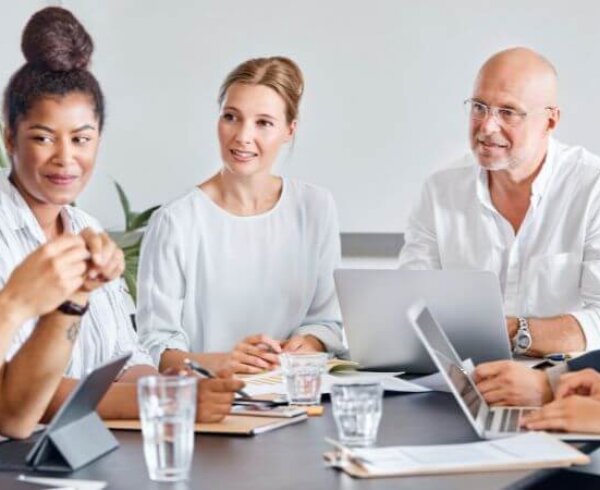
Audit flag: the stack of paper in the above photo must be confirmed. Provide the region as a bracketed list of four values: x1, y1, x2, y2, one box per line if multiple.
[325, 432, 590, 478]
[240, 369, 430, 398]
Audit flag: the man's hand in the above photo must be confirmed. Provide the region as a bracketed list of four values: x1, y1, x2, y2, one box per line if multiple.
[521, 396, 600, 433]
[473, 360, 552, 406]
[555, 369, 600, 400]
[282, 335, 325, 353]
[506, 316, 518, 340]
[1, 235, 90, 322]
[228, 334, 282, 374]
[79, 228, 125, 291]
[196, 370, 245, 423]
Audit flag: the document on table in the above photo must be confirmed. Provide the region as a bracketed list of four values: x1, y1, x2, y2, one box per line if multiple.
[325, 432, 590, 478]
[240, 370, 430, 397]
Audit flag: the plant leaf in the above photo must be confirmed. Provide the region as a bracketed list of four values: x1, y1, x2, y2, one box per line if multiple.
[130, 205, 160, 230]
[114, 181, 132, 230]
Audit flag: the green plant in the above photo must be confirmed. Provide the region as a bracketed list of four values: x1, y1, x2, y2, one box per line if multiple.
[111, 182, 160, 302]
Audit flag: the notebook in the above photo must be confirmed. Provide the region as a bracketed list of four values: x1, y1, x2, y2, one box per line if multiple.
[105, 413, 308, 436]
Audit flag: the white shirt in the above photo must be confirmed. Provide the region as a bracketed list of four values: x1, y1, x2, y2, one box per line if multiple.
[398, 139, 600, 350]
[0, 171, 154, 377]
[136, 179, 345, 363]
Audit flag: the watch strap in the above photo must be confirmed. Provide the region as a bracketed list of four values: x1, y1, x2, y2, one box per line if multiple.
[57, 300, 89, 316]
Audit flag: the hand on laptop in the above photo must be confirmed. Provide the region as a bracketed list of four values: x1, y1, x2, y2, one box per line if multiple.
[554, 369, 600, 399]
[473, 360, 553, 406]
[520, 369, 600, 433]
[197, 369, 245, 423]
[228, 334, 282, 374]
[520, 396, 600, 433]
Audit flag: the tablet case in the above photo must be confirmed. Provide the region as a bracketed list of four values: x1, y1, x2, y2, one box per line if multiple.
[0, 352, 131, 473]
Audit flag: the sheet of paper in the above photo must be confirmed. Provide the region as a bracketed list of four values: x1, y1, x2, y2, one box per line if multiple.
[240, 370, 430, 397]
[323, 372, 430, 393]
[340, 432, 587, 476]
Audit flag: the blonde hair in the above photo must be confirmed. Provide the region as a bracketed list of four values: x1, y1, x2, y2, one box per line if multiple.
[218, 56, 304, 123]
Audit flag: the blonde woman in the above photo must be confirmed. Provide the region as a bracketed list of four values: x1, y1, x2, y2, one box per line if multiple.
[138, 57, 345, 374]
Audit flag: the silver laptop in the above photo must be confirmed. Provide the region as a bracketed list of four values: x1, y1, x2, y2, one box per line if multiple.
[407, 300, 600, 441]
[334, 269, 511, 373]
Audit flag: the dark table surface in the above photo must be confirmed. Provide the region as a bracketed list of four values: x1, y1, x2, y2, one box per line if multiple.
[4, 392, 600, 489]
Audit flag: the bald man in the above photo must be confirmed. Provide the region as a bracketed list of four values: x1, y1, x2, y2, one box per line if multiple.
[399, 47, 600, 405]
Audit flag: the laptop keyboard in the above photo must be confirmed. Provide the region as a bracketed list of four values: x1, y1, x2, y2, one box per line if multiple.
[488, 408, 537, 433]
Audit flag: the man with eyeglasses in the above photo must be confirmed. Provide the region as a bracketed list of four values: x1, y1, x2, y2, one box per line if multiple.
[399, 47, 600, 407]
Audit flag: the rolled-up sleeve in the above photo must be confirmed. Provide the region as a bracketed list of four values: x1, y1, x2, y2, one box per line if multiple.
[292, 193, 347, 357]
[136, 210, 190, 364]
[398, 179, 442, 270]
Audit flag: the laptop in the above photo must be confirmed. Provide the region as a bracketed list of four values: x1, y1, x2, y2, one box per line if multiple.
[407, 300, 600, 441]
[0, 352, 131, 472]
[334, 269, 511, 373]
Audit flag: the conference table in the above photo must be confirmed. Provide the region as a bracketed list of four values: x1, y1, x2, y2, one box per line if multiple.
[4, 392, 600, 489]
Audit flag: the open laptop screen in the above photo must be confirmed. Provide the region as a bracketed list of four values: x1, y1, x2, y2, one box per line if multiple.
[415, 307, 483, 419]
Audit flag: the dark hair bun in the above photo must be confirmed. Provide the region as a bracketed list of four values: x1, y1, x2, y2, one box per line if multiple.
[21, 7, 93, 71]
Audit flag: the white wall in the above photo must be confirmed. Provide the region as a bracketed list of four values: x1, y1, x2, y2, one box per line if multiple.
[2, 0, 600, 232]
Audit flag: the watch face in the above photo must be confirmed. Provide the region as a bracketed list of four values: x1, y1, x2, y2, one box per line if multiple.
[517, 336, 530, 349]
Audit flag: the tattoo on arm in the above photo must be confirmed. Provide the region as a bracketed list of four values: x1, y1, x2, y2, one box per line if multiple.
[66, 320, 81, 343]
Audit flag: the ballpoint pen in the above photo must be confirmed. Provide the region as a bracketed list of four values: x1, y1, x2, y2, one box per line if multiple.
[544, 353, 572, 363]
[183, 358, 252, 398]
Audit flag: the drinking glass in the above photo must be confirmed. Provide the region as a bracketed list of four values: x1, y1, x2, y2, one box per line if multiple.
[331, 382, 383, 447]
[137, 376, 197, 482]
[279, 352, 329, 405]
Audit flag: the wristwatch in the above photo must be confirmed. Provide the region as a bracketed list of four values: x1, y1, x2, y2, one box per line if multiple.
[512, 316, 532, 355]
[57, 300, 90, 316]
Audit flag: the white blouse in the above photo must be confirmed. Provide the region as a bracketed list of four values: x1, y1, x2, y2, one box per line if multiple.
[136, 178, 345, 363]
[0, 170, 154, 377]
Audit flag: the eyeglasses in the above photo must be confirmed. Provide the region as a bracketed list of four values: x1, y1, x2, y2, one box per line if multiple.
[463, 99, 555, 127]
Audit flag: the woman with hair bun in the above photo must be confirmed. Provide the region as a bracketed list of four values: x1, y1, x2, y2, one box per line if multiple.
[1, 7, 242, 427]
[137, 57, 345, 375]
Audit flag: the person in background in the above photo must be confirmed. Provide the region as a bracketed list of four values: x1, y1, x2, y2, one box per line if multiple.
[137, 57, 345, 375]
[0, 6, 242, 425]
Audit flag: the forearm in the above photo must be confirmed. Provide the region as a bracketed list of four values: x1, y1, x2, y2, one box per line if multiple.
[159, 348, 229, 373]
[0, 290, 28, 360]
[0, 310, 78, 438]
[527, 315, 586, 356]
[43, 377, 143, 421]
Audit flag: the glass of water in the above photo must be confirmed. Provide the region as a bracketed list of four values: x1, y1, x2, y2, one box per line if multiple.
[279, 352, 329, 405]
[331, 382, 383, 447]
[137, 376, 197, 482]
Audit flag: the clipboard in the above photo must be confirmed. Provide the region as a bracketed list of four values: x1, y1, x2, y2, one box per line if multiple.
[324, 432, 590, 478]
[106, 413, 308, 436]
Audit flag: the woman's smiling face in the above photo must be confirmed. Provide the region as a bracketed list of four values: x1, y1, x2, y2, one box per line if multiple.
[6, 91, 100, 207]
[217, 82, 295, 177]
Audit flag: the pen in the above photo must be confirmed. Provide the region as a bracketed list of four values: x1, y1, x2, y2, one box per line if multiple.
[183, 358, 253, 399]
[544, 353, 572, 362]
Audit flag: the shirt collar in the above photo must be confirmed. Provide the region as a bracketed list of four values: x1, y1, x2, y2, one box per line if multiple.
[530, 137, 557, 203]
[475, 137, 557, 209]
[0, 169, 73, 243]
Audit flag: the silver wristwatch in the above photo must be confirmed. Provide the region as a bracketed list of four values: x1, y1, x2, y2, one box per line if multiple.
[512, 317, 532, 355]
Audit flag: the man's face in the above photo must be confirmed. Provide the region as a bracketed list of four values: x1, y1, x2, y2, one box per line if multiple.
[469, 67, 553, 172]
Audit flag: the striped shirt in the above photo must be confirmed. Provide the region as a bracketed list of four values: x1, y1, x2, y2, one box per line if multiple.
[0, 170, 154, 377]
